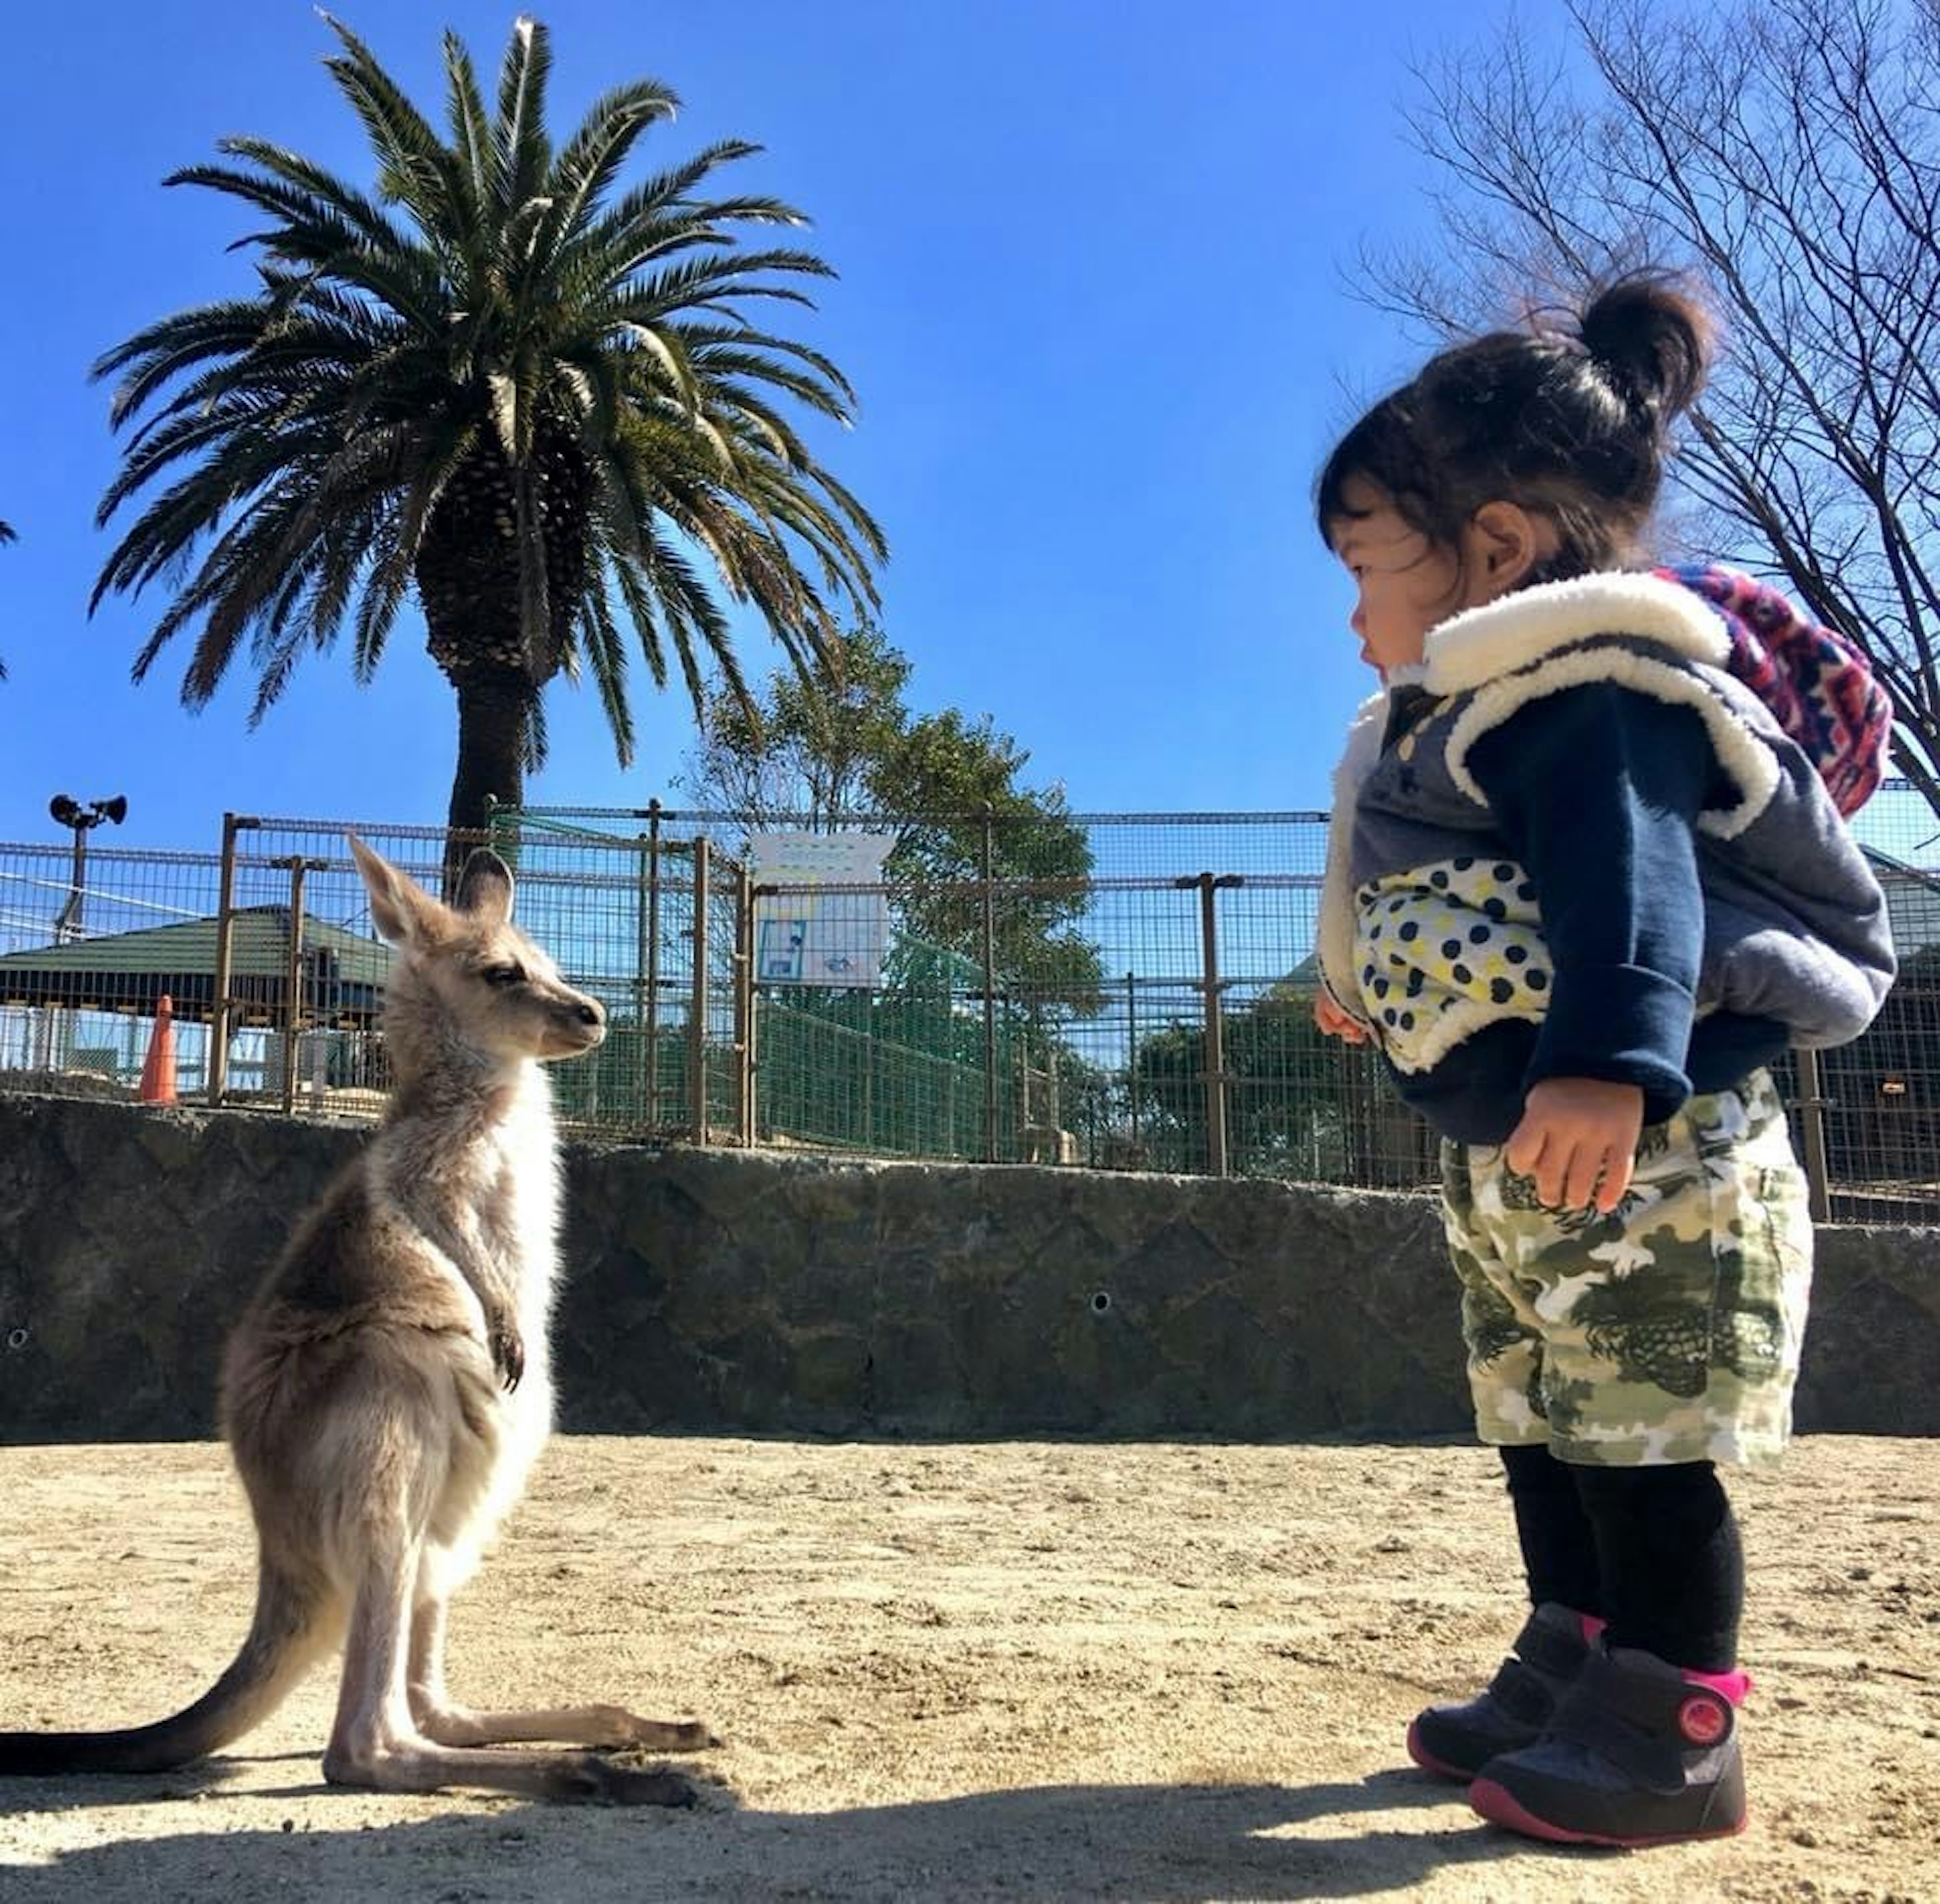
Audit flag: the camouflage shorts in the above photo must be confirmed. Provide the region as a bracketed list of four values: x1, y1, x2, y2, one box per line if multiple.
[1440, 1068, 1814, 1468]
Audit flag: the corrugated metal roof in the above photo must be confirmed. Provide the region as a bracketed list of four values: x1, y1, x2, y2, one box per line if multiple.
[0, 907, 392, 1022]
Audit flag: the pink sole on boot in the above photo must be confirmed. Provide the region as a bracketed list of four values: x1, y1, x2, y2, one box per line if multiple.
[1403, 1718, 1473, 1783]
[1470, 1774, 1750, 1848]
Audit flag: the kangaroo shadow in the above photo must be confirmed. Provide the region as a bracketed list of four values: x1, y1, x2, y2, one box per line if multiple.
[0, 1750, 314, 1816]
[0, 1766, 1601, 1901]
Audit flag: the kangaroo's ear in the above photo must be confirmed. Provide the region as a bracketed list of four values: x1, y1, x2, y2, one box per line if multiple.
[349, 835, 441, 949]
[454, 848, 514, 927]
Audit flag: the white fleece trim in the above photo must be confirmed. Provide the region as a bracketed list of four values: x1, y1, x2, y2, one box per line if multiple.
[1379, 994, 1547, 1075]
[1317, 690, 1387, 1028]
[1442, 647, 1782, 839]
[1423, 572, 1728, 694]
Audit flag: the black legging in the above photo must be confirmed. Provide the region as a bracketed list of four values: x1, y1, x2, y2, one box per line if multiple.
[1499, 1443, 1744, 1671]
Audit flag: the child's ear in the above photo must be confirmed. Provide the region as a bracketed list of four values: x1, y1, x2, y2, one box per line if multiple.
[1468, 502, 1555, 599]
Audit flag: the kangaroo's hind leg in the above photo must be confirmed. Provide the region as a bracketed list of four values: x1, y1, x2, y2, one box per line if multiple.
[315, 1388, 699, 1806]
[323, 1505, 697, 1804]
[405, 1574, 717, 1754]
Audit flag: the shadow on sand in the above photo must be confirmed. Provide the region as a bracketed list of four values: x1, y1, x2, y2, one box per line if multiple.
[0, 1762, 1602, 1901]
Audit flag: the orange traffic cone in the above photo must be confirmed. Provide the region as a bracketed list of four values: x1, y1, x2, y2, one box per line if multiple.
[139, 992, 178, 1105]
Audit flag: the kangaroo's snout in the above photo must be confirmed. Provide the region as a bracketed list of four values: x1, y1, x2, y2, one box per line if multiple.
[549, 988, 606, 1057]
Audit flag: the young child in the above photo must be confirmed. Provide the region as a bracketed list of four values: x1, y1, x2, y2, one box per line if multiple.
[1311, 273, 1896, 1847]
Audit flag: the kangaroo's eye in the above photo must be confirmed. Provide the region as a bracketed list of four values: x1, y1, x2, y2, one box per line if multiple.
[481, 963, 525, 988]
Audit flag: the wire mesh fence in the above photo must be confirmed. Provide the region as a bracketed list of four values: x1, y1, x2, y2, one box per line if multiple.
[0, 844, 229, 1099]
[0, 788, 1934, 1218]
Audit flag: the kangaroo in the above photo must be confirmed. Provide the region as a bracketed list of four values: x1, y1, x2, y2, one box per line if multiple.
[0, 838, 714, 1803]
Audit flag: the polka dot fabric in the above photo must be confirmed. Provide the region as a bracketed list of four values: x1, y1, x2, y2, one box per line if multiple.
[1354, 854, 1554, 1072]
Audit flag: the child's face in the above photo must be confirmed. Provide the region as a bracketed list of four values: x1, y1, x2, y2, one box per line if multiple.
[1327, 480, 1467, 676]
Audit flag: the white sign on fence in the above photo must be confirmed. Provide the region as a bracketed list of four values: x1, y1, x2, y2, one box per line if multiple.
[746, 831, 895, 988]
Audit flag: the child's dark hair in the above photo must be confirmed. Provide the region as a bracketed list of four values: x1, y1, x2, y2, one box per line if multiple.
[1317, 272, 1716, 579]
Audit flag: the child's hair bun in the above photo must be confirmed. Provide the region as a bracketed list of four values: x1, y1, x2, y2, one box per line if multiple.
[1577, 272, 1715, 423]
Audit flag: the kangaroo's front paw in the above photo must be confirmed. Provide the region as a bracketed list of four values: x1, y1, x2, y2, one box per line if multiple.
[487, 1314, 525, 1391]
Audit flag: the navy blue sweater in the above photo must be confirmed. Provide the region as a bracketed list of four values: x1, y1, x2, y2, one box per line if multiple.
[1385, 681, 1788, 1145]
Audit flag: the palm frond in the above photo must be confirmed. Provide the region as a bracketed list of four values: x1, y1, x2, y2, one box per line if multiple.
[495, 15, 555, 213]
[93, 14, 883, 820]
[542, 79, 682, 254]
[442, 28, 493, 224]
[319, 14, 470, 240]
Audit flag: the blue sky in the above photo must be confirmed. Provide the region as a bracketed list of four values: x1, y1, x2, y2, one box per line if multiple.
[0, 0, 1535, 852]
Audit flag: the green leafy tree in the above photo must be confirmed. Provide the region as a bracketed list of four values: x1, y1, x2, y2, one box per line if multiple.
[92, 15, 884, 848]
[682, 624, 1106, 1015]
[1131, 978, 1436, 1183]
[682, 620, 911, 822]
[872, 706, 1102, 1018]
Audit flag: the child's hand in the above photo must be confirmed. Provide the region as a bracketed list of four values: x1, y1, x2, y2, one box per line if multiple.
[1504, 1077, 1645, 1213]
[1314, 992, 1369, 1044]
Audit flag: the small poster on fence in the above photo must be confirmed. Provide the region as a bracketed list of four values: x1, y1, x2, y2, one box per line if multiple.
[746, 832, 895, 987]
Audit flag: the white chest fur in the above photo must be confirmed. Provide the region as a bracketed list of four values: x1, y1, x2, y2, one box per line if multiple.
[494, 1066, 564, 1352]
[393, 1062, 565, 1585]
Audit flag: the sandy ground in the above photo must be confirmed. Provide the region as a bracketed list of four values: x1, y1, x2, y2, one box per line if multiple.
[0, 1434, 1933, 1904]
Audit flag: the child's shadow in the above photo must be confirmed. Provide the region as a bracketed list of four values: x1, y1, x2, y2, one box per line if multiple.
[1, 1763, 1589, 1901]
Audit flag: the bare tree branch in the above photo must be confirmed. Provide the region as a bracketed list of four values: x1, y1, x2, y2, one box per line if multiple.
[1365, 0, 1940, 819]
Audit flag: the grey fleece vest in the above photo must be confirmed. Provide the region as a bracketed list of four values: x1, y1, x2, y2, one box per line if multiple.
[1317, 573, 1895, 1071]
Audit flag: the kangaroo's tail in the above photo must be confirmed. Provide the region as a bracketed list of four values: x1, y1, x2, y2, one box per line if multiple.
[0, 1563, 330, 1776]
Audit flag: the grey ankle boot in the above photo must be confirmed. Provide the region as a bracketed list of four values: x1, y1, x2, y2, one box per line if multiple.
[1406, 1601, 1594, 1781]
[1468, 1642, 1748, 1846]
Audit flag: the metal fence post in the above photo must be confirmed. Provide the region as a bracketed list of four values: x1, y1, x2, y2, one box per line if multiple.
[734, 860, 756, 1147]
[640, 801, 662, 1131]
[1793, 1044, 1833, 1222]
[272, 855, 325, 1115]
[688, 834, 710, 1146]
[980, 803, 999, 1163]
[1186, 871, 1239, 1178]
[209, 812, 244, 1105]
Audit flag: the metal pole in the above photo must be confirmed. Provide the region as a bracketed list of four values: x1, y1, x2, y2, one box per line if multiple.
[53, 827, 86, 1069]
[1188, 872, 1235, 1178]
[1792, 1044, 1833, 1222]
[981, 803, 999, 1163]
[56, 826, 87, 943]
[42, 793, 126, 1071]
[645, 801, 663, 1132]
[275, 856, 324, 1115]
[688, 835, 711, 1145]
[209, 813, 244, 1105]
[734, 861, 756, 1147]
[863, 1005, 876, 1149]
[636, 827, 651, 1124]
[1125, 970, 1140, 1151]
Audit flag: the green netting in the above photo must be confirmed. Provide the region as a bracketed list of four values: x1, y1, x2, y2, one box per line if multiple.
[753, 981, 1031, 1158]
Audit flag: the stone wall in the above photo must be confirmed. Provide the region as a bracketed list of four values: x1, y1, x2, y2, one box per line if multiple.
[1, 1091, 1935, 1442]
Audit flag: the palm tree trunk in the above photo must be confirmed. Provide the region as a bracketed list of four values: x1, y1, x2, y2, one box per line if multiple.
[445, 668, 531, 888]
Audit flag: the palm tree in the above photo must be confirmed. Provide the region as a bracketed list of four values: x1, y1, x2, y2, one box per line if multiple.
[92, 15, 885, 843]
